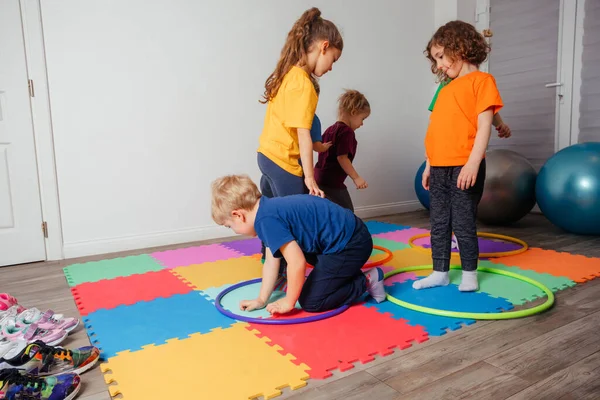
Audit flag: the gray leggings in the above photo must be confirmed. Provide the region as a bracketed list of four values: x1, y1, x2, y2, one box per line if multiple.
[429, 160, 486, 272]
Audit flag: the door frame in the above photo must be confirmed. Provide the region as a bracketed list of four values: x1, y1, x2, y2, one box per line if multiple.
[19, 0, 64, 261]
[475, 0, 583, 151]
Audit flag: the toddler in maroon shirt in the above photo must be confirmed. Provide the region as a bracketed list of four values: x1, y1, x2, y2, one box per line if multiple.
[314, 90, 370, 212]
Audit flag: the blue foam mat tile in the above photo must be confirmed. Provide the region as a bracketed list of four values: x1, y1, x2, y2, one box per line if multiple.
[364, 297, 476, 336]
[82, 292, 235, 359]
[387, 280, 514, 313]
[364, 221, 411, 235]
[366, 280, 514, 336]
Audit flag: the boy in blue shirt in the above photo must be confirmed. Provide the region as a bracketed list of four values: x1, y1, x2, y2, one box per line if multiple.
[211, 174, 385, 314]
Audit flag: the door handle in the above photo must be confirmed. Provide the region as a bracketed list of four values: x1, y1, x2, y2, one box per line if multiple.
[545, 82, 563, 88]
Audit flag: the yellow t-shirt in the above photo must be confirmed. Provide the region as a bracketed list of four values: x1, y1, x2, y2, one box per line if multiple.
[258, 66, 318, 177]
[425, 71, 503, 166]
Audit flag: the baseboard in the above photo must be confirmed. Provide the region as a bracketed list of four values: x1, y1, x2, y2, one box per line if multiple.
[63, 200, 424, 259]
[62, 224, 233, 259]
[355, 200, 423, 219]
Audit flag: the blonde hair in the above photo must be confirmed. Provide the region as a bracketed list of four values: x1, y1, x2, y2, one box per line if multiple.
[338, 89, 370, 117]
[211, 175, 261, 225]
[260, 7, 343, 104]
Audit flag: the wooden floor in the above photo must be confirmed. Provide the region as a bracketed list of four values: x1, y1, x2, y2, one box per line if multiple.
[2, 211, 600, 400]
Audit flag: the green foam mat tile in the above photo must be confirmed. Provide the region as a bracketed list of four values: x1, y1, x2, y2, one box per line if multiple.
[372, 237, 411, 252]
[479, 260, 576, 292]
[63, 254, 165, 287]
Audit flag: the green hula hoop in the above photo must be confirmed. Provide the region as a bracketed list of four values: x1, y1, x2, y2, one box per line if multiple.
[385, 265, 555, 320]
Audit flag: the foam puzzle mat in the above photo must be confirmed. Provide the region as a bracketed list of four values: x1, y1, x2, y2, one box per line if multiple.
[63, 221, 600, 399]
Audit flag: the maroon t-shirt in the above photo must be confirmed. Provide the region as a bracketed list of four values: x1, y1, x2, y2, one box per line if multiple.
[314, 121, 357, 189]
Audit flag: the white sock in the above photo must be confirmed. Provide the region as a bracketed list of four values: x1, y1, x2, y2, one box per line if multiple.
[364, 267, 386, 303]
[412, 271, 450, 290]
[459, 270, 479, 292]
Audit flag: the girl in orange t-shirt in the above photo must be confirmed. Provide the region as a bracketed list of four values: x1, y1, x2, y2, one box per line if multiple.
[416, 21, 503, 292]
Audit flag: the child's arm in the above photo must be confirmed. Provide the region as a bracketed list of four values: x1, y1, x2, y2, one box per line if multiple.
[337, 155, 367, 189]
[492, 113, 511, 138]
[265, 241, 306, 315]
[313, 141, 333, 153]
[457, 108, 494, 190]
[239, 247, 280, 311]
[299, 128, 325, 197]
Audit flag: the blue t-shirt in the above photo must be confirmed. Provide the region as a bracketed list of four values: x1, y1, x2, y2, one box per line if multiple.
[310, 114, 322, 143]
[254, 195, 356, 258]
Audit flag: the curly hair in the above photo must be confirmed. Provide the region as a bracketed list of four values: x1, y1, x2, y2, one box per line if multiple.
[425, 20, 490, 81]
[260, 7, 343, 103]
[338, 89, 370, 117]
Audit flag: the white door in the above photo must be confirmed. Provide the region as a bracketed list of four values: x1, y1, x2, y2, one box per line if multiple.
[0, 0, 46, 266]
[486, 0, 562, 171]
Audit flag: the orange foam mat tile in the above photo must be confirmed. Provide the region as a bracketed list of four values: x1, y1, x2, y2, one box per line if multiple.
[488, 247, 600, 283]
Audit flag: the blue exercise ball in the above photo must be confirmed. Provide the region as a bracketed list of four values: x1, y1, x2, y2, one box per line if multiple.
[536, 142, 600, 235]
[415, 161, 430, 209]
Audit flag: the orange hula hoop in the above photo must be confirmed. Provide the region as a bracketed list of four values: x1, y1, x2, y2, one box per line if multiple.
[305, 245, 393, 270]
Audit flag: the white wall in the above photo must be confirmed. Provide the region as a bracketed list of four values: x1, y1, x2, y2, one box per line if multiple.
[40, 0, 436, 257]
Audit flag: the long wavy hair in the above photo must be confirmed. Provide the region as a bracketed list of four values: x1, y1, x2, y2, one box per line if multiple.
[260, 8, 343, 103]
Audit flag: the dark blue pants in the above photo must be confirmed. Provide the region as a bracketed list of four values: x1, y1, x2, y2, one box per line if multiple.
[257, 152, 305, 271]
[257, 152, 304, 197]
[299, 217, 372, 312]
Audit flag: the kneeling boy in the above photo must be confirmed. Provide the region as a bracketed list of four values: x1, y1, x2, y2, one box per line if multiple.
[211, 174, 385, 315]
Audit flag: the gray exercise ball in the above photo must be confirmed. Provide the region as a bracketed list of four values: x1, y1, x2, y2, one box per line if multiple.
[477, 149, 537, 225]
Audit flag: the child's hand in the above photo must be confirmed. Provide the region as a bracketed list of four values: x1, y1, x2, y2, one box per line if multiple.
[305, 177, 325, 198]
[353, 176, 368, 189]
[240, 298, 266, 312]
[422, 165, 430, 190]
[321, 141, 333, 152]
[496, 122, 511, 138]
[266, 297, 295, 315]
[457, 162, 479, 190]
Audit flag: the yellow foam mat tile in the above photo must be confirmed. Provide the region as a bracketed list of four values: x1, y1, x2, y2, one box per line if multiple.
[100, 322, 310, 399]
[171, 256, 263, 291]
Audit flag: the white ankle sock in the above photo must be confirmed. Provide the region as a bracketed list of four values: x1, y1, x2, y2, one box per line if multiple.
[459, 270, 479, 292]
[412, 271, 450, 290]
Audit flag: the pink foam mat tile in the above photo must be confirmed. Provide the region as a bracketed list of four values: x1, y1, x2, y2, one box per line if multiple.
[374, 227, 430, 244]
[150, 244, 243, 269]
[381, 266, 419, 285]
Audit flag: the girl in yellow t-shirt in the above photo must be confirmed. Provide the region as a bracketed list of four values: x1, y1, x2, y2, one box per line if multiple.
[257, 7, 343, 199]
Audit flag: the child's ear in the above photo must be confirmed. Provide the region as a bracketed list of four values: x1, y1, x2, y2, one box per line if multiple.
[231, 209, 246, 222]
[321, 40, 330, 54]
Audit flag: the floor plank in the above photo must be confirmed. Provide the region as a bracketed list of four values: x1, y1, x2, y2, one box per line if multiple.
[485, 311, 600, 382]
[284, 371, 398, 400]
[505, 350, 600, 400]
[394, 361, 530, 400]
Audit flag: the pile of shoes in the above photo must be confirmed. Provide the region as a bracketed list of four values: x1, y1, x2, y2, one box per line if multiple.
[0, 293, 100, 400]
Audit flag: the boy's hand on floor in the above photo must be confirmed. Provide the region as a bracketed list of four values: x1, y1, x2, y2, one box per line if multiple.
[266, 297, 295, 315]
[240, 298, 265, 312]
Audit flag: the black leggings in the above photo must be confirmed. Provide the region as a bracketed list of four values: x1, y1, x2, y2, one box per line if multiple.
[429, 160, 486, 272]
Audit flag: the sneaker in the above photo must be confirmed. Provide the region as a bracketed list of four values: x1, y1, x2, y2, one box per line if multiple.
[0, 319, 67, 347]
[0, 295, 24, 314]
[0, 368, 81, 400]
[0, 338, 100, 376]
[364, 267, 386, 303]
[15, 309, 79, 335]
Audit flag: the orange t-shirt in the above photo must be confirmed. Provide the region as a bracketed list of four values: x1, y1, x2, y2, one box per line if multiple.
[425, 71, 503, 166]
